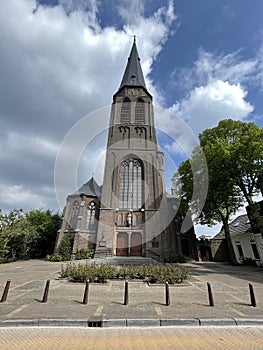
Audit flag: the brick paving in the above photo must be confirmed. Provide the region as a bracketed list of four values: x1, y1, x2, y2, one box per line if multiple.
[0, 326, 263, 350]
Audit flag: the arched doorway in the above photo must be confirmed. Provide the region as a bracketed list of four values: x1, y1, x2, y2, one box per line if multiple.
[130, 232, 142, 256]
[116, 232, 128, 256]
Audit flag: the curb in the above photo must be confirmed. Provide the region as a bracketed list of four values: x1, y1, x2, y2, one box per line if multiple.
[0, 318, 263, 328]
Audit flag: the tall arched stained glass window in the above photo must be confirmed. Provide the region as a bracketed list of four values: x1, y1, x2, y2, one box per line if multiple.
[70, 200, 79, 230]
[119, 159, 142, 209]
[120, 97, 131, 124]
[135, 98, 145, 124]
[86, 201, 96, 230]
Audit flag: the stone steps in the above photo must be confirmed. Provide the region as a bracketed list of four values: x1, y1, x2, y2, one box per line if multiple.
[75, 257, 159, 266]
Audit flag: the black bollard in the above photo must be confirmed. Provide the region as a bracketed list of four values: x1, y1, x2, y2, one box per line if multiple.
[0, 280, 11, 303]
[42, 280, 50, 303]
[83, 279, 90, 305]
[249, 283, 257, 307]
[207, 282, 214, 307]
[124, 280, 129, 305]
[165, 281, 170, 306]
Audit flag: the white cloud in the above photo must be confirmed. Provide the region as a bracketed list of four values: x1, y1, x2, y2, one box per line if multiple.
[173, 80, 253, 134]
[0, 0, 176, 212]
[156, 80, 254, 157]
[174, 48, 259, 91]
[257, 44, 263, 90]
[0, 184, 50, 212]
[162, 47, 258, 156]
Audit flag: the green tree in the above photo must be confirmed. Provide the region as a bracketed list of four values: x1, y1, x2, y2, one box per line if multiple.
[199, 119, 263, 205]
[200, 119, 263, 235]
[0, 209, 61, 262]
[0, 209, 33, 260]
[173, 146, 242, 264]
[26, 209, 61, 258]
[173, 119, 263, 264]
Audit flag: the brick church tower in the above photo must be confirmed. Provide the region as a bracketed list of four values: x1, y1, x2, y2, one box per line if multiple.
[55, 38, 198, 261]
[95, 38, 178, 259]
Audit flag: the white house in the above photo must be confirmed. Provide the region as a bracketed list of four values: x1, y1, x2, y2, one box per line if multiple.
[211, 214, 263, 266]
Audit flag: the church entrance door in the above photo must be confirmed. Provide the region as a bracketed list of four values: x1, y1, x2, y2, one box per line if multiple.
[130, 232, 142, 256]
[116, 232, 128, 256]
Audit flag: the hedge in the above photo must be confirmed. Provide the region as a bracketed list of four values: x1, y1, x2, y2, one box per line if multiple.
[60, 263, 188, 284]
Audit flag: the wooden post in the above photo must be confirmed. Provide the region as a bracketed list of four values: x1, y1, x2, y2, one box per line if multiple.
[165, 281, 170, 306]
[0, 280, 11, 303]
[249, 283, 257, 307]
[124, 280, 129, 305]
[83, 279, 90, 305]
[207, 282, 214, 307]
[42, 280, 50, 303]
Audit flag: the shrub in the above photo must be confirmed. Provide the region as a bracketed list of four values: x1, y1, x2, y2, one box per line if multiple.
[136, 265, 149, 279]
[48, 253, 64, 262]
[118, 266, 130, 279]
[58, 234, 73, 261]
[45, 234, 74, 262]
[59, 263, 118, 283]
[60, 262, 188, 284]
[96, 264, 116, 283]
[167, 252, 188, 263]
[75, 248, 95, 260]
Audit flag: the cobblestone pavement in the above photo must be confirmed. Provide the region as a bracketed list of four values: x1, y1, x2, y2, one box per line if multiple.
[0, 326, 263, 350]
[0, 259, 262, 321]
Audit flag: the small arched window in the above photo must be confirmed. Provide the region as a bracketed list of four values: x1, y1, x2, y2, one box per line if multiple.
[70, 200, 79, 230]
[86, 201, 96, 230]
[135, 98, 145, 124]
[119, 159, 143, 209]
[120, 97, 131, 124]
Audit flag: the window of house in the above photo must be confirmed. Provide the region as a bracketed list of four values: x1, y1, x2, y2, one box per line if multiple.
[70, 200, 79, 230]
[236, 243, 244, 259]
[152, 238, 159, 248]
[251, 242, 260, 260]
[86, 201, 96, 231]
[120, 97, 131, 124]
[119, 159, 142, 209]
[135, 98, 145, 124]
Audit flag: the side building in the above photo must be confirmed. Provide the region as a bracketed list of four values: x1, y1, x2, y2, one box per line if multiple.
[211, 214, 263, 266]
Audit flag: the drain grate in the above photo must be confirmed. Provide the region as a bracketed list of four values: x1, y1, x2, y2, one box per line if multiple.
[88, 317, 102, 327]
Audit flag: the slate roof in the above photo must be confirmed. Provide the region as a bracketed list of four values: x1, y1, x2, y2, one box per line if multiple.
[118, 38, 147, 91]
[71, 177, 102, 198]
[213, 214, 252, 240]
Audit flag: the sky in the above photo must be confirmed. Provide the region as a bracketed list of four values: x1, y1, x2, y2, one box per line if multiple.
[0, 0, 263, 237]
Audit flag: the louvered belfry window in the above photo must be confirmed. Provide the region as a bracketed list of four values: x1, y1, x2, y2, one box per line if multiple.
[120, 97, 131, 124]
[135, 98, 145, 124]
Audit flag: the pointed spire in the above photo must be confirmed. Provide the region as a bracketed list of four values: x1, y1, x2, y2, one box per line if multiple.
[119, 37, 147, 90]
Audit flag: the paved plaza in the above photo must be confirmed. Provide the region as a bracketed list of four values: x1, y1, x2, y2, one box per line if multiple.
[0, 259, 263, 349]
[0, 259, 262, 323]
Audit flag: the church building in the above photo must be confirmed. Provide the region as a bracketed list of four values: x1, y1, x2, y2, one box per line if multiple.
[55, 39, 198, 261]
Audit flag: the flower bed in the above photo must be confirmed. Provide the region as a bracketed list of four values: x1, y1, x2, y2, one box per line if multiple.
[60, 263, 188, 284]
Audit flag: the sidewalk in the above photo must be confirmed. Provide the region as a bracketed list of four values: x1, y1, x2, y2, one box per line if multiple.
[0, 259, 262, 327]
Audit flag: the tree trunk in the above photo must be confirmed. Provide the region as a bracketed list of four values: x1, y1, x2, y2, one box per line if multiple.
[239, 182, 254, 206]
[222, 218, 238, 265]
